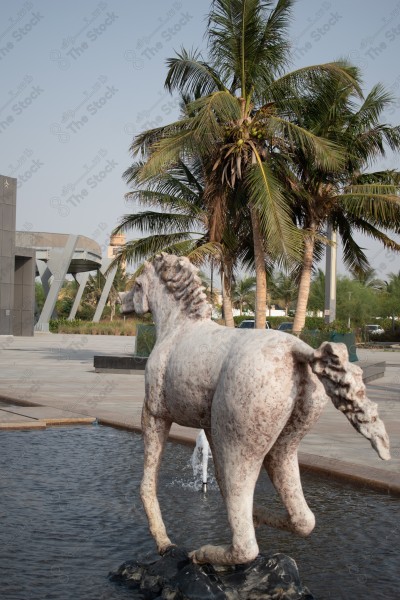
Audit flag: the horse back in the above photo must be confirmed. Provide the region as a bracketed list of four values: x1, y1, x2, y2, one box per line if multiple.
[157, 323, 304, 429]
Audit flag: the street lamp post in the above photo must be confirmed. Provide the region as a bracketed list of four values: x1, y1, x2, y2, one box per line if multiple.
[324, 225, 337, 324]
[347, 291, 352, 329]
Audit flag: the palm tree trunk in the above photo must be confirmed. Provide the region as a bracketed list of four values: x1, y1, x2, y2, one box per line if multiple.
[293, 227, 316, 334]
[221, 269, 235, 328]
[250, 207, 267, 329]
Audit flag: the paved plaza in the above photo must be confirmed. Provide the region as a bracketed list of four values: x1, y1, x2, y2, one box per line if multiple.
[0, 333, 399, 494]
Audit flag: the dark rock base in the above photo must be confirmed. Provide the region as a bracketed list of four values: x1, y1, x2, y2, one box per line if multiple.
[109, 546, 314, 599]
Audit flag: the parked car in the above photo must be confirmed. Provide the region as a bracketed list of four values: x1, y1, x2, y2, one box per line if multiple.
[365, 324, 384, 335]
[238, 320, 271, 329]
[277, 322, 293, 332]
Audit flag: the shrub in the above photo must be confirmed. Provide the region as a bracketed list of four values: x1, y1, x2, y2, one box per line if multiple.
[233, 315, 294, 328]
[135, 324, 157, 356]
[49, 318, 147, 336]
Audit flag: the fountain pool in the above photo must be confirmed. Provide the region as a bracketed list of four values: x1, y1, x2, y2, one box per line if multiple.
[0, 426, 398, 600]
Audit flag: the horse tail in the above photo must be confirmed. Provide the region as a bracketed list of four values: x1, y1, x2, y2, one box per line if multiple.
[293, 341, 391, 461]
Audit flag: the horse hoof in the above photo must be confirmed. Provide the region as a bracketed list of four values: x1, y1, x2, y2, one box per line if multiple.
[159, 543, 177, 556]
[188, 548, 207, 564]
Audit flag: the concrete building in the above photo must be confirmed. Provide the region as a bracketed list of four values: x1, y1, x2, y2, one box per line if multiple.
[19, 231, 103, 331]
[107, 233, 126, 262]
[1, 173, 120, 335]
[1, 175, 35, 336]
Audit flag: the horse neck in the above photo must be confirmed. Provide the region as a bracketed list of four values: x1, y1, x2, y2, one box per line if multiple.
[148, 284, 188, 339]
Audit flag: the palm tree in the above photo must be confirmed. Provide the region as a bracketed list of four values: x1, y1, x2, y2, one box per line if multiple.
[307, 269, 325, 315]
[336, 277, 379, 328]
[232, 275, 256, 315]
[131, 0, 357, 328]
[198, 270, 220, 306]
[382, 271, 400, 330]
[272, 271, 297, 316]
[108, 265, 132, 321]
[350, 266, 385, 291]
[83, 272, 104, 312]
[114, 158, 249, 326]
[290, 79, 400, 333]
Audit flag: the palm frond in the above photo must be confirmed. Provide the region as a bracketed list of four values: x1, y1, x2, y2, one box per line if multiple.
[270, 61, 362, 105]
[115, 212, 205, 236]
[189, 91, 242, 137]
[245, 151, 302, 262]
[269, 115, 344, 170]
[335, 217, 370, 273]
[110, 232, 207, 268]
[185, 240, 224, 265]
[165, 48, 226, 96]
[350, 83, 394, 127]
[354, 170, 400, 185]
[340, 189, 400, 229]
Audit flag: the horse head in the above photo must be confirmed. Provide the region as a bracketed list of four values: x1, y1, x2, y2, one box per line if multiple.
[119, 261, 153, 315]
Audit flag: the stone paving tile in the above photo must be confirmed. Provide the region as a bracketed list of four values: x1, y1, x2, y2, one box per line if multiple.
[0, 410, 39, 423]
[0, 422, 46, 430]
[0, 334, 399, 494]
[0, 409, 46, 430]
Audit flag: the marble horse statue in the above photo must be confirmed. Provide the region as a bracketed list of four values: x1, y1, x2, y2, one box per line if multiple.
[121, 254, 390, 566]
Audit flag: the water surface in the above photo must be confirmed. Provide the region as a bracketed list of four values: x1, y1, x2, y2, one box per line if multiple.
[0, 426, 398, 599]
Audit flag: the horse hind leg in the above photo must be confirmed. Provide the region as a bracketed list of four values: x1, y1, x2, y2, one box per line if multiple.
[254, 379, 326, 537]
[254, 450, 315, 537]
[203, 428, 225, 497]
[190, 451, 262, 565]
[140, 404, 173, 554]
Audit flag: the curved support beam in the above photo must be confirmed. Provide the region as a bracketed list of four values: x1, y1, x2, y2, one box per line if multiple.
[92, 258, 117, 323]
[35, 235, 78, 331]
[68, 271, 90, 320]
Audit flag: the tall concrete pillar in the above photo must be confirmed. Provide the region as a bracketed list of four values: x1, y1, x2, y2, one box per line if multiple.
[36, 259, 51, 297]
[68, 272, 90, 320]
[324, 225, 337, 323]
[13, 250, 35, 336]
[35, 235, 78, 331]
[92, 259, 117, 322]
[0, 175, 16, 335]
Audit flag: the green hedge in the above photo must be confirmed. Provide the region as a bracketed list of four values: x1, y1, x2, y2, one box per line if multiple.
[135, 324, 157, 357]
[233, 315, 331, 330]
[233, 315, 292, 328]
[49, 318, 146, 336]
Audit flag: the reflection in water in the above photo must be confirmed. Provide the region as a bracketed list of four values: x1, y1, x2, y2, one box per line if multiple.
[0, 426, 398, 600]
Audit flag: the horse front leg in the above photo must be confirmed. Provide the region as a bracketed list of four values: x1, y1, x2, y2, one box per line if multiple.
[140, 403, 173, 555]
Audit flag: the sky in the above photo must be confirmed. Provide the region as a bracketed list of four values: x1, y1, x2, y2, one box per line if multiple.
[1, 0, 400, 278]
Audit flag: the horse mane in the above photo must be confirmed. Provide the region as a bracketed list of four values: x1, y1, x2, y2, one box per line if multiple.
[153, 254, 212, 320]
